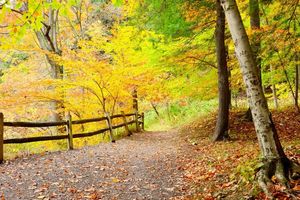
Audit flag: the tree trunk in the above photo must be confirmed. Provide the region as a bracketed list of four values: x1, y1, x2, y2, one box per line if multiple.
[221, 0, 299, 196]
[270, 65, 279, 109]
[244, 107, 252, 121]
[228, 66, 232, 109]
[278, 57, 300, 112]
[272, 83, 279, 109]
[35, 7, 64, 133]
[294, 22, 299, 113]
[151, 102, 160, 117]
[295, 54, 299, 110]
[249, 0, 261, 81]
[243, 0, 261, 121]
[212, 0, 230, 141]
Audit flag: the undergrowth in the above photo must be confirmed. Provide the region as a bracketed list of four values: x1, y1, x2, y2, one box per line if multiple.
[144, 98, 218, 131]
[3, 123, 136, 160]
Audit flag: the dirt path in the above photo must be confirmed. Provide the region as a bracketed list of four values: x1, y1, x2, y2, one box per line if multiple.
[0, 131, 189, 200]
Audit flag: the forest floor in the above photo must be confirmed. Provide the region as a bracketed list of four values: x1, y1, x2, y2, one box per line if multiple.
[0, 130, 193, 200]
[180, 107, 300, 199]
[1, 108, 300, 200]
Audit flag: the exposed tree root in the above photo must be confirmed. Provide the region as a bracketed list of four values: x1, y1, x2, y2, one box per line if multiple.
[257, 157, 300, 199]
[212, 130, 230, 142]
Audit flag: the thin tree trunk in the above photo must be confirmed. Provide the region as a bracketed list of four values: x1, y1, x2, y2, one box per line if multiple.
[294, 22, 299, 112]
[228, 66, 232, 109]
[250, 0, 261, 81]
[212, 0, 230, 141]
[275, 51, 300, 112]
[244, 0, 261, 121]
[295, 54, 299, 110]
[270, 65, 279, 109]
[151, 102, 160, 117]
[272, 84, 279, 109]
[281, 60, 300, 113]
[166, 102, 171, 121]
[221, 0, 299, 196]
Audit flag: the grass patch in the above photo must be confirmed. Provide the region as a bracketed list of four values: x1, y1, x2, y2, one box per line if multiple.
[144, 98, 218, 131]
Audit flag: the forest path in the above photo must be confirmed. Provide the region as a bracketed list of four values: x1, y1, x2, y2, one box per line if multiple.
[0, 131, 189, 200]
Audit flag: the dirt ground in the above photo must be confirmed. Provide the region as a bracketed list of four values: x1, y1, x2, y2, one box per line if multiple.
[0, 131, 191, 200]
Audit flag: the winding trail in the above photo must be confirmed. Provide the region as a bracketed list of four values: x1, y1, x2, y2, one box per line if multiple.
[0, 131, 189, 200]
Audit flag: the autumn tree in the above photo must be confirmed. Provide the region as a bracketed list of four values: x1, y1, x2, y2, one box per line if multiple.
[35, 5, 64, 125]
[221, 0, 300, 196]
[0, 0, 66, 124]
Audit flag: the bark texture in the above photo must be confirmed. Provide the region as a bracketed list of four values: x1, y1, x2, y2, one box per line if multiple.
[212, 0, 230, 141]
[244, 0, 261, 121]
[221, 0, 299, 196]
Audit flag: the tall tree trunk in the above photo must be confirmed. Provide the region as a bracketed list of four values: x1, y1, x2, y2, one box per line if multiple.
[295, 54, 299, 110]
[294, 22, 299, 112]
[221, 0, 300, 196]
[212, 0, 230, 141]
[244, 0, 261, 121]
[250, 0, 261, 81]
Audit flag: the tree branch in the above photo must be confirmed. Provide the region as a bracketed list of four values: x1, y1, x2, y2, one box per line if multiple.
[177, 56, 216, 68]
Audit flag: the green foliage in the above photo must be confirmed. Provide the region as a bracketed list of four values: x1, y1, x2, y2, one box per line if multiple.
[132, 0, 193, 38]
[144, 98, 218, 131]
[112, 0, 123, 6]
[235, 158, 262, 183]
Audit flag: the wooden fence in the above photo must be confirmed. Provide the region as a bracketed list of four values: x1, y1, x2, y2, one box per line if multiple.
[0, 111, 145, 163]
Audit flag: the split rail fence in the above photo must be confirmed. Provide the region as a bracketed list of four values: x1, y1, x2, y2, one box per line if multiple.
[0, 111, 145, 163]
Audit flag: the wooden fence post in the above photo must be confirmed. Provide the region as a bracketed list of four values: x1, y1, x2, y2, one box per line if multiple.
[0, 113, 3, 163]
[121, 111, 132, 136]
[135, 111, 140, 132]
[141, 112, 145, 131]
[66, 112, 74, 150]
[105, 112, 115, 143]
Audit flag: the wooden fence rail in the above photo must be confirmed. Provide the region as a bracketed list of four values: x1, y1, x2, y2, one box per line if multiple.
[0, 111, 144, 163]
